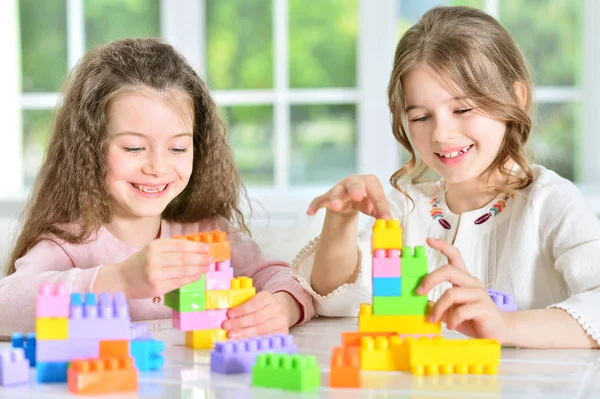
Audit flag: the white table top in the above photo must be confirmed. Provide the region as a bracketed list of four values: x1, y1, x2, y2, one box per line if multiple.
[1, 316, 599, 398]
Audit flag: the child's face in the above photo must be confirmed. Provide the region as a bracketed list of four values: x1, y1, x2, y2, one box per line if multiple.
[105, 88, 194, 220]
[402, 64, 507, 185]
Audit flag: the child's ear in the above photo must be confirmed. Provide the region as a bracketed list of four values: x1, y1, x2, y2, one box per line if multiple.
[512, 81, 528, 111]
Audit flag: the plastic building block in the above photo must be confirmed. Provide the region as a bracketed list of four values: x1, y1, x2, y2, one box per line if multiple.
[372, 249, 401, 277]
[164, 290, 205, 312]
[252, 353, 320, 392]
[341, 331, 439, 347]
[36, 339, 99, 362]
[372, 219, 402, 250]
[130, 338, 165, 371]
[130, 322, 151, 340]
[185, 329, 227, 349]
[358, 303, 441, 334]
[37, 361, 68, 383]
[372, 296, 429, 316]
[206, 260, 234, 290]
[488, 289, 518, 312]
[372, 277, 401, 296]
[175, 231, 231, 263]
[100, 340, 129, 358]
[360, 335, 408, 371]
[407, 336, 500, 375]
[329, 346, 360, 388]
[36, 282, 70, 317]
[36, 317, 68, 340]
[401, 246, 428, 277]
[0, 348, 29, 386]
[69, 292, 130, 340]
[210, 334, 298, 374]
[206, 277, 256, 310]
[68, 356, 138, 395]
[177, 274, 206, 294]
[173, 309, 228, 331]
[12, 332, 36, 367]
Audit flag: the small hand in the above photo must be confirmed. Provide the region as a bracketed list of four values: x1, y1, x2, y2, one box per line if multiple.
[419, 237, 511, 341]
[223, 292, 290, 339]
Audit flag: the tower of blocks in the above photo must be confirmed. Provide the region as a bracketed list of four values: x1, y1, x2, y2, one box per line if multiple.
[362, 219, 441, 334]
[165, 231, 256, 349]
[7, 282, 164, 392]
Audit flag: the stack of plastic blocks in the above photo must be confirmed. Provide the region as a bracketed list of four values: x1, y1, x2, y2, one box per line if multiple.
[252, 353, 320, 392]
[0, 348, 29, 386]
[99, 338, 165, 372]
[210, 334, 298, 374]
[360, 219, 441, 334]
[11, 332, 36, 367]
[165, 231, 256, 349]
[488, 289, 518, 311]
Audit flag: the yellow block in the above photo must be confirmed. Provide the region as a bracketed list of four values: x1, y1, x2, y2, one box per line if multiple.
[358, 304, 441, 335]
[372, 219, 402, 251]
[36, 317, 68, 340]
[408, 337, 500, 375]
[185, 329, 227, 349]
[360, 336, 409, 371]
[206, 277, 256, 310]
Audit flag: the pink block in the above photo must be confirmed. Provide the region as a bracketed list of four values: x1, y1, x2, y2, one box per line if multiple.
[206, 261, 234, 290]
[173, 309, 228, 332]
[36, 282, 70, 317]
[372, 249, 401, 277]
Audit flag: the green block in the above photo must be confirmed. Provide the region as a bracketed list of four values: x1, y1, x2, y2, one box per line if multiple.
[164, 290, 205, 312]
[401, 246, 428, 277]
[252, 353, 320, 392]
[402, 276, 425, 298]
[372, 296, 428, 315]
[178, 274, 206, 293]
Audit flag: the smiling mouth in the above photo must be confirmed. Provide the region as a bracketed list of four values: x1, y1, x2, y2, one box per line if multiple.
[131, 183, 168, 193]
[436, 145, 473, 159]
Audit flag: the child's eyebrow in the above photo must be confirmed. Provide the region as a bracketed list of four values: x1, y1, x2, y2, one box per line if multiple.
[112, 132, 193, 138]
[405, 96, 470, 113]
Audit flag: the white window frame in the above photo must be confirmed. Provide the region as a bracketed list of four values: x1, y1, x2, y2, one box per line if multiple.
[3, 0, 600, 220]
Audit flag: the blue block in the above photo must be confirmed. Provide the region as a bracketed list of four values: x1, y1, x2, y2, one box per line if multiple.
[130, 338, 165, 371]
[36, 361, 68, 383]
[11, 332, 36, 367]
[373, 277, 401, 296]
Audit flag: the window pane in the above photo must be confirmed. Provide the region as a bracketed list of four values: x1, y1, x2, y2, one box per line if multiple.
[289, 0, 358, 88]
[529, 102, 580, 181]
[398, 0, 484, 37]
[85, 0, 160, 50]
[206, 0, 273, 89]
[500, 0, 583, 86]
[19, 0, 67, 92]
[290, 105, 356, 185]
[23, 110, 53, 187]
[222, 106, 274, 185]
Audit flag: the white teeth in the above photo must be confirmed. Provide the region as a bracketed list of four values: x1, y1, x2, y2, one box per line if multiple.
[133, 184, 167, 193]
[439, 145, 472, 159]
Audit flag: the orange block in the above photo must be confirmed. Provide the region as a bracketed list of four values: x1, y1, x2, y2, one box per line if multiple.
[329, 346, 360, 388]
[175, 231, 231, 262]
[68, 356, 138, 395]
[99, 340, 129, 357]
[341, 331, 397, 347]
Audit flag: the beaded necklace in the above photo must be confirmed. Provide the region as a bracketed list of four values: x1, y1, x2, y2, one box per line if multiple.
[429, 193, 513, 230]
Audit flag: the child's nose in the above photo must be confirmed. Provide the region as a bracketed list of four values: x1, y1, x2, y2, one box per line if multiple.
[431, 116, 457, 142]
[143, 155, 170, 177]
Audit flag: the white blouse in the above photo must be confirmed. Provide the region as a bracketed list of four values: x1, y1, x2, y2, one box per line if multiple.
[291, 164, 600, 345]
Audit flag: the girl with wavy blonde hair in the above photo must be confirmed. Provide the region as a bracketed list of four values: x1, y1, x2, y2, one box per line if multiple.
[0, 38, 314, 337]
[292, 6, 600, 349]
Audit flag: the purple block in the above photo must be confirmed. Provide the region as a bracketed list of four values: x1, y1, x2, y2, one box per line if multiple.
[0, 348, 29, 386]
[210, 334, 298, 374]
[36, 339, 99, 362]
[69, 292, 130, 340]
[487, 289, 518, 312]
[130, 322, 151, 340]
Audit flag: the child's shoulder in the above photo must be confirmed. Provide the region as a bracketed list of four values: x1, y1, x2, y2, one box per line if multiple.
[526, 164, 585, 206]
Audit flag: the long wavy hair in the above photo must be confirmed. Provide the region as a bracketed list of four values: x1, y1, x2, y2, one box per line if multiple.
[388, 6, 534, 197]
[6, 38, 249, 275]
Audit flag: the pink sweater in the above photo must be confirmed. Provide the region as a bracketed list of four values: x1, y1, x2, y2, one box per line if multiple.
[0, 218, 315, 337]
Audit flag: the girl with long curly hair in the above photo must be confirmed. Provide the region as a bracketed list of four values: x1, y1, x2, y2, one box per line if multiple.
[0, 38, 314, 337]
[291, 6, 600, 349]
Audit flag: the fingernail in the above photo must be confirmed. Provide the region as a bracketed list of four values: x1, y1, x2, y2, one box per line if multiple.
[428, 316, 434, 322]
[417, 286, 424, 294]
[229, 332, 237, 339]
